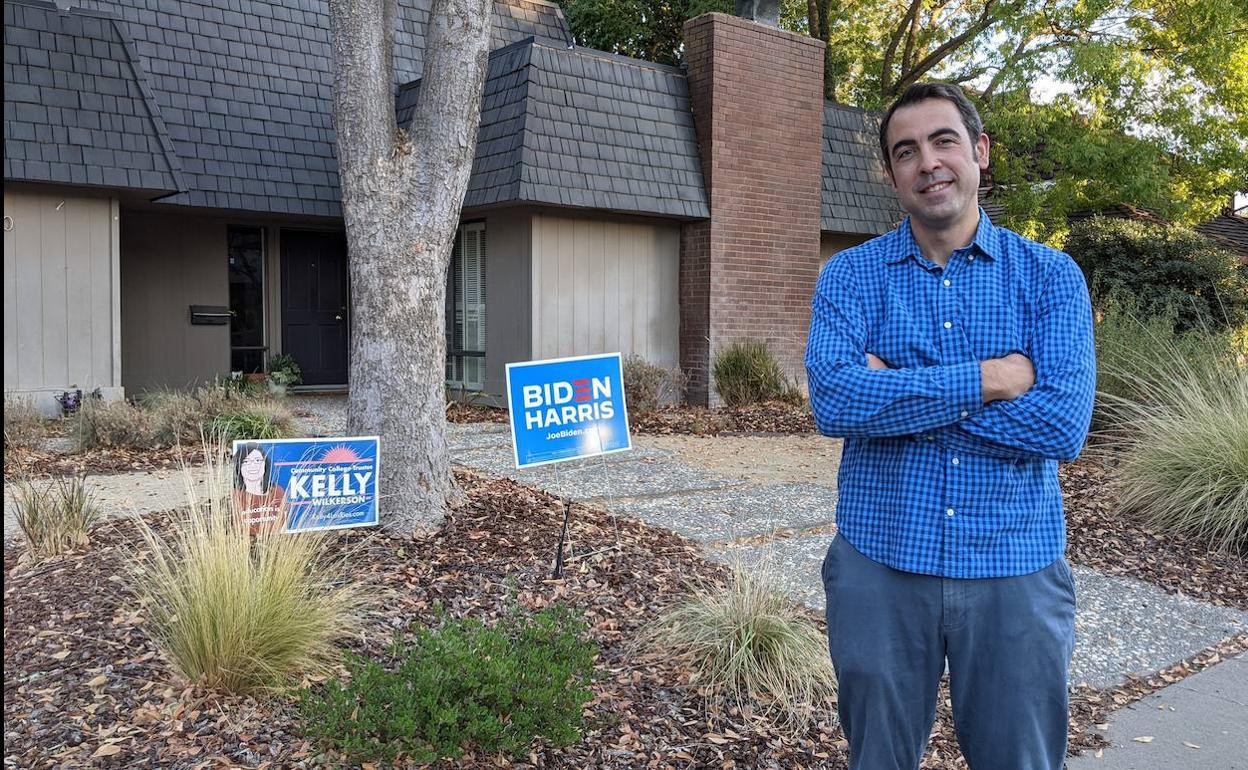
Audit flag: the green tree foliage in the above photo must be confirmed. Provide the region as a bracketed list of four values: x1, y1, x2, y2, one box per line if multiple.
[815, 0, 1247, 239]
[556, 0, 809, 65]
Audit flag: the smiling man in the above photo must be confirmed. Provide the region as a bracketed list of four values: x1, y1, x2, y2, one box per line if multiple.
[806, 83, 1096, 769]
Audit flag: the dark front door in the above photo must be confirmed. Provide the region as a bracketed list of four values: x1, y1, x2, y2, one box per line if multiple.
[281, 230, 349, 386]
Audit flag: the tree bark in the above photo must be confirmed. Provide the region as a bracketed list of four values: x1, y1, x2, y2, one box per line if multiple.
[328, 0, 493, 536]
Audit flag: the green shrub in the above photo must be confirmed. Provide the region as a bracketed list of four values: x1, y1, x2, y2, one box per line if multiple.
[642, 559, 836, 729]
[1097, 314, 1248, 554]
[267, 353, 303, 387]
[623, 355, 687, 414]
[1067, 216, 1248, 333]
[211, 401, 297, 442]
[10, 476, 98, 557]
[299, 606, 597, 764]
[712, 340, 803, 407]
[123, 453, 361, 693]
[75, 398, 152, 449]
[3, 394, 44, 451]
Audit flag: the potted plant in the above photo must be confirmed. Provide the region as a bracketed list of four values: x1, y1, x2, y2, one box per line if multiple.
[266, 353, 302, 396]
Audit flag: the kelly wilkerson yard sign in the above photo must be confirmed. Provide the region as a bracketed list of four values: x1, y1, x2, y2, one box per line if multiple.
[230, 436, 380, 533]
[505, 353, 632, 469]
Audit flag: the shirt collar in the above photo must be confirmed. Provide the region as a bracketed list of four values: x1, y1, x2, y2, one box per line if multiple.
[884, 207, 1000, 266]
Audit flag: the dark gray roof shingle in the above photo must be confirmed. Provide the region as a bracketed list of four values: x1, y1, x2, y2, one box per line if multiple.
[822, 102, 903, 234]
[3, 0, 183, 194]
[401, 40, 708, 219]
[13, 0, 570, 216]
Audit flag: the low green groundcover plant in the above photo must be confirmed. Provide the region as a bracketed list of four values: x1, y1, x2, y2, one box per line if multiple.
[299, 605, 597, 764]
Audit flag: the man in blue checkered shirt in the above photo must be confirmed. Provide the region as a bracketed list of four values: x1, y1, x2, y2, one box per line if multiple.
[807, 83, 1096, 770]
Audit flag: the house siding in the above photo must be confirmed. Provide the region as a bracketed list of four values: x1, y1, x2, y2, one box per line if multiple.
[531, 213, 680, 371]
[480, 208, 532, 398]
[3, 185, 122, 413]
[119, 209, 230, 393]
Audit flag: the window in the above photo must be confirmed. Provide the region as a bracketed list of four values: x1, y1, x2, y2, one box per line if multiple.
[446, 222, 486, 390]
[228, 226, 266, 373]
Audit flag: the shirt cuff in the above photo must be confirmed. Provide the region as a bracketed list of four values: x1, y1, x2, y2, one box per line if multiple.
[943, 361, 982, 420]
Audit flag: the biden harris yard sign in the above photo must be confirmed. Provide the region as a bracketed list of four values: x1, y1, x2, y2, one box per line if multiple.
[230, 436, 380, 533]
[506, 353, 632, 469]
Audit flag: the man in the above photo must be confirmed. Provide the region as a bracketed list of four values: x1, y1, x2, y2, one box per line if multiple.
[806, 82, 1096, 770]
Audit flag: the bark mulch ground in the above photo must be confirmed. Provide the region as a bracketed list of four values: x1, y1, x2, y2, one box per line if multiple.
[625, 402, 817, 437]
[5, 469, 1244, 769]
[446, 402, 510, 425]
[1061, 459, 1248, 611]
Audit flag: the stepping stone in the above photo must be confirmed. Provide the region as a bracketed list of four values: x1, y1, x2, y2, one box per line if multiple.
[711, 532, 833, 609]
[613, 482, 837, 543]
[1069, 569, 1248, 689]
[454, 446, 743, 501]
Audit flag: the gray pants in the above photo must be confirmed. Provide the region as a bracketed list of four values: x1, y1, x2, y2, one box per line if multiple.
[822, 534, 1077, 770]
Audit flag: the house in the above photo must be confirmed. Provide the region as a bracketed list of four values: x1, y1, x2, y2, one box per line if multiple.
[3, 0, 902, 413]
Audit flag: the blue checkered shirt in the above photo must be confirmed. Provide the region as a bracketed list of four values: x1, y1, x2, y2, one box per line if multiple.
[806, 211, 1096, 578]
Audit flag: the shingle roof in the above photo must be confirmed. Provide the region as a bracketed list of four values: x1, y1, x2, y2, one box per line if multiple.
[3, 0, 184, 194]
[1196, 212, 1248, 260]
[8, 0, 570, 216]
[822, 102, 903, 235]
[400, 39, 709, 219]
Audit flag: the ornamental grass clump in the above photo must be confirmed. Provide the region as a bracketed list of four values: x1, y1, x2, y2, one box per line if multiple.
[123, 449, 361, 693]
[643, 558, 836, 729]
[3, 394, 44, 451]
[713, 340, 804, 407]
[298, 606, 597, 764]
[10, 476, 98, 557]
[75, 397, 152, 449]
[623, 354, 687, 415]
[1097, 313, 1248, 554]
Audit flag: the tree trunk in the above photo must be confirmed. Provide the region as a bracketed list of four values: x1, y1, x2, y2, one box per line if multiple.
[329, 0, 493, 535]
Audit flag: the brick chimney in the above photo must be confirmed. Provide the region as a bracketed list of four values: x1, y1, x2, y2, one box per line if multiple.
[679, 13, 825, 405]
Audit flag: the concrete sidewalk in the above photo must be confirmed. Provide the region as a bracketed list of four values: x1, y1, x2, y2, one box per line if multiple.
[1066, 654, 1246, 769]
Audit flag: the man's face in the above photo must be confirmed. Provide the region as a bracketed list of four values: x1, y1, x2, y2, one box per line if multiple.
[884, 98, 989, 232]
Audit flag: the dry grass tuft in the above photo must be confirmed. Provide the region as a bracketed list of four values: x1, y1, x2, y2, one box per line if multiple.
[642, 556, 836, 729]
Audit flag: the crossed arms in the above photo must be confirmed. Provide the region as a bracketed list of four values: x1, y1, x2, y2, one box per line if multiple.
[804, 259, 1096, 462]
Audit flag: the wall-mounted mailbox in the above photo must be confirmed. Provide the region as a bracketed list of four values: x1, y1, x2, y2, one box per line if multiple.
[190, 305, 232, 325]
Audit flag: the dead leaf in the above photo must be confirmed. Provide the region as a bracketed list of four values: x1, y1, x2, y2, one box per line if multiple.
[92, 744, 123, 758]
[1133, 736, 1154, 743]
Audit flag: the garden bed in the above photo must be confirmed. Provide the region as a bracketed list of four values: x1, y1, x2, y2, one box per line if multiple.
[1062, 460, 1248, 610]
[10, 468, 1243, 768]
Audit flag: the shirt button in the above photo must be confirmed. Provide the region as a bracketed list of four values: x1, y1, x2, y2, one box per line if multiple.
[968, 255, 975, 261]
[943, 279, 951, 287]
[951, 457, 960, 465]
[943, 321, 953, 329]
[946, 508, 956, 517]
[960, 410, 969, 418]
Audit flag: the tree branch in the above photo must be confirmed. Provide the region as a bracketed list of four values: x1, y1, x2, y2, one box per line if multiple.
[893, 0, 1005, 94]
[882, 0, 924, 94]
[328, 0, 400, 182]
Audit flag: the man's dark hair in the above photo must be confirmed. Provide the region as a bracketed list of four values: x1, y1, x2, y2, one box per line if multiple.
[878, 82, 984, 174]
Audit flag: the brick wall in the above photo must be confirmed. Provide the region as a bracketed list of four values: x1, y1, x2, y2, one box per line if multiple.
[680, 13, 824, 405]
